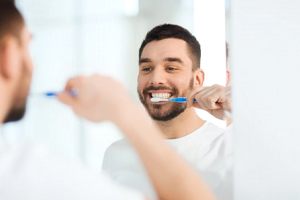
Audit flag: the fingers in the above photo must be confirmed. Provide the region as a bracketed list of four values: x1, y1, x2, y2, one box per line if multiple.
[57, 91, 76, 107]
[64, 76, 83, 92]
[57, 76, 83, 107]
[223, 86, 232, 111]
[189, 84, 232, 120]
[191, 84, 225, 110]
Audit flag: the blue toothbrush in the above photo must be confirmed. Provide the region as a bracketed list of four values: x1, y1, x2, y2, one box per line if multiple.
[151, 97, 196, 103]
[31, 89, 78, 97]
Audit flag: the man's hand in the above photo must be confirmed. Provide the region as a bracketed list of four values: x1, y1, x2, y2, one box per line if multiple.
[57, 74, 133, 123]
[189, 84, 232, 123]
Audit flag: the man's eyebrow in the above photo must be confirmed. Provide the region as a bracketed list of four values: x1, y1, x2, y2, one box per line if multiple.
[163, 57, 184, 64]
[139, 58, 152, 65]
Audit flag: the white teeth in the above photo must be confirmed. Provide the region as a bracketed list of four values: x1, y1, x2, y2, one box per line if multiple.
[151, 93, 171, 99]
[151, 97, 169, 103]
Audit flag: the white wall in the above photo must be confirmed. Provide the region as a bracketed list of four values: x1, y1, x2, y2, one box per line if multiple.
[194, 0, 226, 86]
[231, 0, 300, 199]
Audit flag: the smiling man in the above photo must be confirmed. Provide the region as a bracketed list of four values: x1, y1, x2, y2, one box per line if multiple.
[103, 24, 232, 200]
[137, 34, 204, 137]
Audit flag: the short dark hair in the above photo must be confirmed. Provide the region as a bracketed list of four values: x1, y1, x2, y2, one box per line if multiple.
[0, 1, 25, 41]
[139, 24, 201, 71]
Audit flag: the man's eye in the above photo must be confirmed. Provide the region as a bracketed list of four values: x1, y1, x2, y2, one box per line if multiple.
[141, 67, 152, 72]
[166, 66, 177, 72]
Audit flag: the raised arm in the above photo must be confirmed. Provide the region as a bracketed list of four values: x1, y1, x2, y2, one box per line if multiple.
[58, 74, 215, 200]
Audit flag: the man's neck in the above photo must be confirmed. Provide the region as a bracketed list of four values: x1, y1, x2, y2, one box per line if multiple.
[155, 108, 205, 139]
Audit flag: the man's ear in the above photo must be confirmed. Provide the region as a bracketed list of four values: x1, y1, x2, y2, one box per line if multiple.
[0, 37, 19, 80]
[193, 68, 204, 87]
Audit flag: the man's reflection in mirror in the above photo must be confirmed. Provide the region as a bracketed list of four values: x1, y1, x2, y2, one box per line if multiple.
[102, 24, 232, 200]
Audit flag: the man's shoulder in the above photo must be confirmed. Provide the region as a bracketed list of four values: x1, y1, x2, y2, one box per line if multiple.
[201, 122, 226, 133]
[192, 122, 226, 142]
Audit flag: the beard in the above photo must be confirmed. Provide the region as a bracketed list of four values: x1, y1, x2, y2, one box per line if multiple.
[4, 105, 26, 123]
[4, 60, 31, 123]
[138, 78, 194, 121]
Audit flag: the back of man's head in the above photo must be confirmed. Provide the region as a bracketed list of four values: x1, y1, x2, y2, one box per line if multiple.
[0, 1, 29, 124]
[0, 0, 24, 42]
[139, 24, 201, 71]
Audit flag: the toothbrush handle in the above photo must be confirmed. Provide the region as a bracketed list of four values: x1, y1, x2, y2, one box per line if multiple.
[169, 97, 197, 103]
[44, 89, 78, 97]
[44, 92, 58, 97]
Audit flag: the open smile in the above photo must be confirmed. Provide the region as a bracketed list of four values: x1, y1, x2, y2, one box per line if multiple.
[147, 91, 173, 104]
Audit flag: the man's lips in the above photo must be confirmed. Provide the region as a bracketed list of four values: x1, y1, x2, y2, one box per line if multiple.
[142, 86, 178, 104]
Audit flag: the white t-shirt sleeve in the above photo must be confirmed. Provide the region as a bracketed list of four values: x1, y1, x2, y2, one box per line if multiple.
[0, 143, 144, 200]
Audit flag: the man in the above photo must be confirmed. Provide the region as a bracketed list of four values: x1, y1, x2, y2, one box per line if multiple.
[103, 24, 232, 200]
[0, 2, 216, 200]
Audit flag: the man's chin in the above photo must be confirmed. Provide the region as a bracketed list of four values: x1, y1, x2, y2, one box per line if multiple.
[150, 113, 179, 121]
[148, 107, 186, 121]
[140, 95, 186, 121]
[4, 106, 26, 123]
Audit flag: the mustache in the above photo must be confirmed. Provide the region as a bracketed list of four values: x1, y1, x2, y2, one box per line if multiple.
[142, 86, 177, 96]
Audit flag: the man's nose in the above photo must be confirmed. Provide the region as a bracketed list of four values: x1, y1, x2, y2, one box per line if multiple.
[149, 68, 166, 86]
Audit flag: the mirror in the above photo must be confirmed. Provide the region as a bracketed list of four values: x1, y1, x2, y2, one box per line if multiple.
[1, 0, 229, 199]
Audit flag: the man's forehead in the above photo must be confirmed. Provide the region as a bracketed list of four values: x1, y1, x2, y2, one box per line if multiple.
[141, 38, 191, 63]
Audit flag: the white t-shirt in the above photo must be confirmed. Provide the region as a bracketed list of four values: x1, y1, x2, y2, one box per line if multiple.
[0, 142, 144, 200]
[103, 122, 233, 200]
